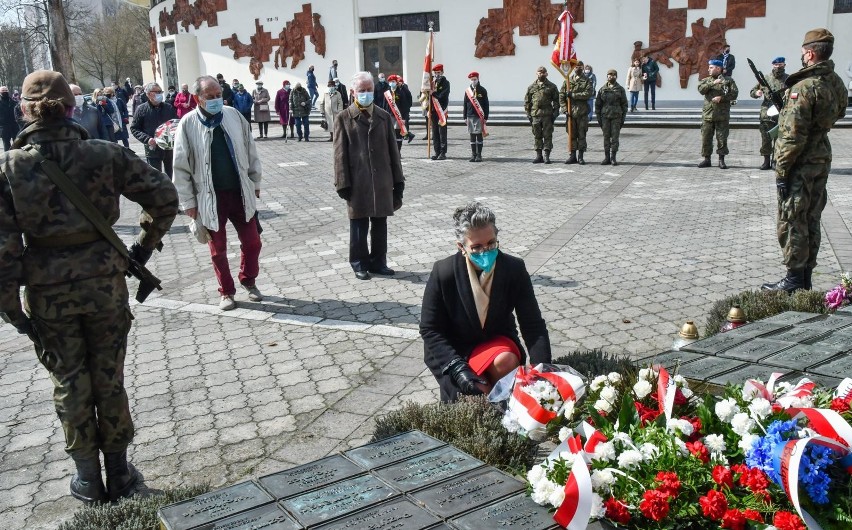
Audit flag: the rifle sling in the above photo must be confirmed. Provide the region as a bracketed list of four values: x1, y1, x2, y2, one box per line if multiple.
[20, 144, 131, 260]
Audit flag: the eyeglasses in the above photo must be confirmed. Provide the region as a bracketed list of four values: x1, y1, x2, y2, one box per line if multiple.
[466, 240, 499, 255]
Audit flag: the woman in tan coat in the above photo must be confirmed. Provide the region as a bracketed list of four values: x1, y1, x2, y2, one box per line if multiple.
[626, 58, 643, 112]
[251, 81, 271, 138]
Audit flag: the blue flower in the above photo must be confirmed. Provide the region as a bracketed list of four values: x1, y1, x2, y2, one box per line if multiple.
[799, 444, 835, 505]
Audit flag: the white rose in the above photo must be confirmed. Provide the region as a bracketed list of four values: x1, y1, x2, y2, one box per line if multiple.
[667, 418, 694, 437]
[731, 412, 756, 437]
[748, 397, 772, 420]
[608, 372, 622, 384]
[548, 485, 566, 507]
[633, 380, 653, 399]
[527, 464, 546, 485]
[639, 368, 654, 380]
[738, 433, 759, 453]
[590, 469, 617, 490]
[715, 398, 740, 422]
[590, 375, 608, 392]
[594, 398, 613, 414]
[592, 441, 616, 462]
[558, 426, 572, 442]
[703, 434, 726, 454]
[617, 449, 644, 470]
[600, 385, 618, 403]
[674, 375, 687, 385]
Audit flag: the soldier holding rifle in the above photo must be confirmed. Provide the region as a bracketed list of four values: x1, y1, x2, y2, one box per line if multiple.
[748, 57, 788, 170]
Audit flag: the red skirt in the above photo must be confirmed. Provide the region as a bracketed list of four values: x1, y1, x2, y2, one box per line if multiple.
[468, 336, 521, 375]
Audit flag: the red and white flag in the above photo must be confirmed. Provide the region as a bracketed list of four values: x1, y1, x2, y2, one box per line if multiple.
[550, 10, 576, 77]
[421, 30, 434, 94]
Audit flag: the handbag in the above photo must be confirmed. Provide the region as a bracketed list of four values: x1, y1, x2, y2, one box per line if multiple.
[257, 104, 269, 112]
[320, 119, 328, 130]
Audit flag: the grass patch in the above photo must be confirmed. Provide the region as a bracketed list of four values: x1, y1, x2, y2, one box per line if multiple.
[704, 289, 826, 338]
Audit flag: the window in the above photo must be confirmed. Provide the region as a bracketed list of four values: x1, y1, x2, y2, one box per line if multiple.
[835, 0, 852, 13]
[360, 12, 440, 33]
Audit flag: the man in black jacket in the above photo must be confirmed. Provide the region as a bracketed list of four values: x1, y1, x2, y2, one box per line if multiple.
[69, 84, 108, 140]
[716, 44, 736, 76]
[430, 64, 450, 160]
[216, 74, 234, 106]
[130, 82, 177, 177]
[0, 86, 19, 151]
[377, 74, 412, 152]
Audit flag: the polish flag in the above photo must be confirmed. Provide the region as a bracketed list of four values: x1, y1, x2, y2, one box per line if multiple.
[550, 10, 576, 76]
[421, 30, 434, 94]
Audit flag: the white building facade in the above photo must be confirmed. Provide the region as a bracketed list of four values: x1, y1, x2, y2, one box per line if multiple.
[147, 0, 852, 102]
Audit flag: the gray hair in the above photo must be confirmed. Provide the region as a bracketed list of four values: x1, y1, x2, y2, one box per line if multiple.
[143, 82, 161, 94]
[192, 75, 218, 96]
[351, 71, 374, 91]
[453, 202, 499, 242]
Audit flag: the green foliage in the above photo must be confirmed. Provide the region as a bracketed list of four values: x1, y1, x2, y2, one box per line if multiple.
[552, 349, 638, 381]
[371, 395, 538, 474]
[56, 484, 211, 530]
[704, 289, 827, 337]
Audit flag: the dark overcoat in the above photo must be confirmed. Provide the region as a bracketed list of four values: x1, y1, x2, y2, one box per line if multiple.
[421, 251, 551, 402]
[333, 105, 404, 219]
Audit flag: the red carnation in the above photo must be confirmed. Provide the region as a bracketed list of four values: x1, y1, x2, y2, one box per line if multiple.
[772, 402, 784, 414]
[639, 489, 670, 522]
[654, 471, 681, 499]
[604, 497, 631, 525]
[685, 415, 703, 441]
[699, 489, 728, 520]
[830, 397, 850, 413]
[634, 400, 659, 424]
[721, 509, 747, 530]
[743, 509, 763, 523]
[730, 463, 747, 475]
[685, 440, 710, 463]
[739, 467, 770, 492]
[774, 511, 807, 530]
[674, 387, 689, 405]
[712, 465, 733, 489]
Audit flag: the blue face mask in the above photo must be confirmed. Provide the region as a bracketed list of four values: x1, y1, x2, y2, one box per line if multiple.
[153, 93, 164, 103]
[356, 92, 374, 106]
[204, 97, 224, 115]
[388, 82, 397, 90]
[468, 248, 498, 273]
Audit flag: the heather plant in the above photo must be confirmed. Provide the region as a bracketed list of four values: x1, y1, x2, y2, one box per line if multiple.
[704, 289, 826, 337]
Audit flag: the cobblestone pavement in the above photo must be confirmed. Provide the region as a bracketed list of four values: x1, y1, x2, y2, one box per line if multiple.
[2, 123, 851, 529]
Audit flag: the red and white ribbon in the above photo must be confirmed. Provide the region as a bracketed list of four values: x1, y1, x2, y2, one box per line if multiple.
[553, 451, 593, 530]
[655, 366, 676, 421]
[743, 372, 783, 401]
[383, 90, 408, 136]
[465, 87, 488, 137]
[834, 377, 852, 402]
[508, 366, 585, 434]
[430, 96, 447, 126]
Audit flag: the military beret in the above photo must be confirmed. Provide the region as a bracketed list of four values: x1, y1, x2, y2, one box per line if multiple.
[772, 57, 786, 64]
[21, 70, 75, 107]
[708, 59, 723, 67]
[607, 69, 617, 76]
[803, 28, 833, 46]
[467, 71, 479, 79]
[432, 64, 444, 72]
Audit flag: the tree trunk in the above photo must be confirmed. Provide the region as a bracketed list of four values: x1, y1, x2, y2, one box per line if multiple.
[46, 0, 76, 82]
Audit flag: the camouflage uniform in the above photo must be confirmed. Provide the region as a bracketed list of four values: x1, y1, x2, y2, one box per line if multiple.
[750, 70, 788, 156]
[697, 74, 738, 156]
[774, 60, 847, 271]
[524, 78, 560, 151]
[560, 74, 594, 151]
[0, 120, 178, 460]
[595, 81, 628, 154]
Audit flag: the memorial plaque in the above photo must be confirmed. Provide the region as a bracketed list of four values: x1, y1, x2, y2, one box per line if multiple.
[372, 446, 484, 493]
[635, 350, 704, 369]
[345, 430, 446, 470]
[760, 345, 842, 371]
[807, 355, 852, 380]
[788, 370, 842, 389]
[799, 314, 852, 333]
[680, 332, 754, 355]
[764, 326, 830, 344]
[729, 321, 790, 338]
[281, 474, 397, 527]
[674, 356, 745, 382]
[191, 503, 300, 530]
[807, 329, 852, 354]
[450, 492, 558, 530]
[707, 364, 793, 387]
[258, 454, 364, 500]
[758, 311, 818, 326]
[718, 339, 795, 361]
[409, 468, 525, 519]
[313, 497, 440, 530]
[158, 481, 274, 530]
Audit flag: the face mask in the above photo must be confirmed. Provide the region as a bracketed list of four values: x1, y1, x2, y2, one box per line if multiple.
[0, 93, 8, 99]
[388, 82, 397, 89]
[168, 90, 175, 95]
[468, 248, 498, 273]
[356, 92, 374, 106]
[284, 84, 291, 90]
[801, 54, 808, 68]
[585, 69, 591, 74]
[328, 87, 336, 94]
[153, 93, 164, 103]
[204, 97, 223, 114]
[75, 94, 84, 107]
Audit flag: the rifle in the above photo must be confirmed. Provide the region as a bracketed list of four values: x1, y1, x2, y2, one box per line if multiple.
[747, 58, 785, 115]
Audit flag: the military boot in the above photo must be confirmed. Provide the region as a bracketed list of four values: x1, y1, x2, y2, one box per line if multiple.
[104, 450, 139, 502]
[70, 456, 107, 504]
[600, 151, 611, 165]
[698, 157, 711, 168]
[611, 150, 618, 166]
[544, 149, 552, 164]
[718, 156, 728, 169]
[804, 268, 813, 290]
[475, 144, 483, 162]
[760, 155, 771, 170]
[469, 143, 477, 162]
[578, 150, 586, 165]
[565, 150, 578, 164]
[533, 149, 544, 163]
[761, 269, 805, 293]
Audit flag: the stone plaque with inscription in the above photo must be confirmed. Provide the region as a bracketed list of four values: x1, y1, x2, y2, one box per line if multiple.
[636, 350, 704, 369]
[258, 454, 364, 500]
[450, 492, 559, 530]
[799, 313, 852, 333]
[345, 430, 446, 470]
[807, 354, 852, 380]
[718, 339, 795, 361]
[409, 467, 525, 518]
[158, 481, 274, 530]
[281, 474, 398, 527]
[372, 445, 484, 493]
[807, 329, 852, 354]
[760, 345, 842, 371]
[674, 356, 745, 381]
[313, 496, 440, 529]
[190, 503, 300, 530]
[764, 325, 831, 344]
[680, 332, 754, 355]
[758, 311, 819, 326]
[708, 364, 793, 387]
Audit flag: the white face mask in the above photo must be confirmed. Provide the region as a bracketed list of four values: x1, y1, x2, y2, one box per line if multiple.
[75, 95, 85, 107]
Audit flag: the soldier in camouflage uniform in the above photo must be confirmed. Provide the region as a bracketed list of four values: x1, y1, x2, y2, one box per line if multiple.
[0, 71, 178, 503]
[762, 29, 847, 293]
[560, 62, 594, 165]
[595, 69, 628, 166]
[697, 59, 738, 169]
[749, 57, 789, 170]
[524, 66, 560, 164]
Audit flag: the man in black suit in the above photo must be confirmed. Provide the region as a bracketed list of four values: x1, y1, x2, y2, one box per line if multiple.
[421, 202, 551, 402]
[716, 44, 736, 76]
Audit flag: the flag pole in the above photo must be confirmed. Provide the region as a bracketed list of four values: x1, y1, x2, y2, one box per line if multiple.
[425, 24, 434, 158]
[566, 69, 573, 156]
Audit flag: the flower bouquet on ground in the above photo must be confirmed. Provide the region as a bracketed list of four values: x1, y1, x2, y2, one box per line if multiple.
[824, 272, 852, 310]
[514, 364, 852, 530]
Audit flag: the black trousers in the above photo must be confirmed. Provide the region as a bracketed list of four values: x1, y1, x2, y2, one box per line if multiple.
[349, 217, 387, 272]
[146, 151, 173, 178]
[430, 112, 447, 155]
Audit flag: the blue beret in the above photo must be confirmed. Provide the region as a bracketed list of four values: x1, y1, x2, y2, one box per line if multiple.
[708, 59, 723, 67]
[772, 57, 785, 64]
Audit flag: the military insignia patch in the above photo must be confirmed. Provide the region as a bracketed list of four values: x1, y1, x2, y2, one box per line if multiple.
[790, 93, 798, 100]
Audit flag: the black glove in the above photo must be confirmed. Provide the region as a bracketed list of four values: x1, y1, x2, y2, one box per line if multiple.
[564, 91, 573, 99]
[128, 243, 153, 266]
[777, 181, 789, 201]
[444, 358, 486, 395]
[337, 187, 352, 201]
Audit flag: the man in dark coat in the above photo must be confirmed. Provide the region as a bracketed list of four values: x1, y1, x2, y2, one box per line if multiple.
[130, 82, 177, 176]
[334, 77, 349, 107]
[0, 86, 19, 151]
[430, 64, 450, 160]
[716, 44, 736, 76]
[421, 202, 551, 402]
[69, 84, 108, 140]
[216, 74, 234, 106]
[377, 74, 412, 152]
[333, 72, 405, 280]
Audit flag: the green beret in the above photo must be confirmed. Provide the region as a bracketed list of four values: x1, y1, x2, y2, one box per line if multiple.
[802, 28, 833, 46]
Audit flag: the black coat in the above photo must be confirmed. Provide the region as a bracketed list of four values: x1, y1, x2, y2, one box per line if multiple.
[421, 251, 551, 402]
[432, 76, 450, 110]
[336, 83, 349, 107]
[377, 86, 412, 121]
[0, 96, 19, 139]
[130, 101, 177, 157]
[462, 84, 489, 120]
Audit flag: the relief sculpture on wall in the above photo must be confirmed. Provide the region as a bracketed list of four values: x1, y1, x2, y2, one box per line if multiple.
[221, 19, 274, 80]
[158, 0, 228, 37]
[474, 0, 584, 59]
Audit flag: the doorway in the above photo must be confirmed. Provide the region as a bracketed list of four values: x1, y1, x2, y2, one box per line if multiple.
[361, 37, 402, 80]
